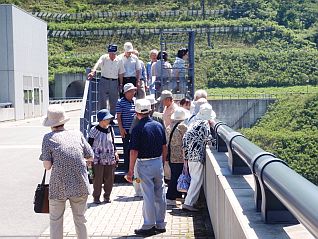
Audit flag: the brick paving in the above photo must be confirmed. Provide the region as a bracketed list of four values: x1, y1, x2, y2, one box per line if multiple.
[39, 183, 214, 239]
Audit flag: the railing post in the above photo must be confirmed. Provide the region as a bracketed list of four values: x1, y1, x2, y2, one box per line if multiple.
[255, 157, 298, 224]
[226, 132, 250, 174]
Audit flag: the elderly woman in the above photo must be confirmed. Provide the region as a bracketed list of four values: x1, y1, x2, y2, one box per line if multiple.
[165, 107, 189, 206]
[40, 105, 93, 239]
[182, 103, 216, 212]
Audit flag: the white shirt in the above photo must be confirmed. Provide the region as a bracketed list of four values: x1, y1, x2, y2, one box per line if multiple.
[93, 54, 125, 79]
[119, 53, 141, 77]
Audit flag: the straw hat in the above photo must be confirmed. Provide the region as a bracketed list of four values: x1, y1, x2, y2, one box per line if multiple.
[42, 105, 70, 127]
[171, 107, 189, 121]
[196, 103, 216, 121]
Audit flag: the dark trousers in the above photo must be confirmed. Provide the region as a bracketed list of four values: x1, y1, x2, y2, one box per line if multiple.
[122, 132, 131, 171]
[92, 164, 116, 200]
[166, 162, 184, 200]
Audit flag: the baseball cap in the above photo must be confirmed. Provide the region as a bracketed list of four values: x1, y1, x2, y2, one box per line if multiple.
[107, 44, 117, 53]
[157, 90, 173, 101]
[135, 99, 151, 114]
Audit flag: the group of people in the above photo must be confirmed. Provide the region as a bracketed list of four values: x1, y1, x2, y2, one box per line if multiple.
[88, 41, 189, 116]
[38, 40, 216, 238]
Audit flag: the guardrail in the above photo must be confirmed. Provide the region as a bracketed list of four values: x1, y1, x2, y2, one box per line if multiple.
[211, 120, 318, 238]
[0, 102, 12, 108]
[47, 25, 272, 38]
[33, 8, 246, 22]
[49, 98, 82, 104]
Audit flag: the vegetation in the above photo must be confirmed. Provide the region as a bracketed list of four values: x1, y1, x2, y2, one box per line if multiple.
[241, 94, 318, 185]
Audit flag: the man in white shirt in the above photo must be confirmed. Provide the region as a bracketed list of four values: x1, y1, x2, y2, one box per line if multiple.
[88, 44, 125, 115]
[118, 42, 142, 98]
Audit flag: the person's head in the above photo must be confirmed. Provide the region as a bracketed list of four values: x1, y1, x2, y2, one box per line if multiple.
[157, 51, 168, 61]
[132, 49, 139, 57]
[157, 90, 173, 107]
[123, 83, 137, 100]
[171, 107, 189, 123]
[107, 44, 118, 61]
[177, 48, 188, 60]
[97, 109, 114, 128]
[193, 98, 208, 115]
[179, 97, 191, 111]
[135, 99, 151, 119]
[42, 105, 70, 131]
[124, 42, 134, 57]
[196, 103, 216, 123]
[194, 89, 208, 101]
[149, 49, 158, 62]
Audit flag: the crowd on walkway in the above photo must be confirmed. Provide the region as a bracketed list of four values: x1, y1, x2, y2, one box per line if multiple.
[39, 41, 216, 239]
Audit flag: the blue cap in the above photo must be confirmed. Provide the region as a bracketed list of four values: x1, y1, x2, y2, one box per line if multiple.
[107, 44, 117, 53]
[97, 109, 114, 121]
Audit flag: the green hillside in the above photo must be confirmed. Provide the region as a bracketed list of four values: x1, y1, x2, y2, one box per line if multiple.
[241, 93, 318, 185]
[1, 0, 318, 91]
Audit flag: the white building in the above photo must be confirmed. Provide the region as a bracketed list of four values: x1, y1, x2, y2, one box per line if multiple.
[0, 4, 48, 121]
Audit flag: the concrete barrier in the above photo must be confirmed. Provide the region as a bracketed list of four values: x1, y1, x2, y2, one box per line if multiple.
[0, 108, 14, 121]
[204, 147, 314, 239]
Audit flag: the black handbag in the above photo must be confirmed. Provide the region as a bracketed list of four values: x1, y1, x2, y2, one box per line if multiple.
[33, 170, 49, 213]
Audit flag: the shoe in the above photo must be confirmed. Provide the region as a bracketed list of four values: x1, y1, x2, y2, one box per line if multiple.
[134, 226, 156, 236]
[182, 204, 199, 212]
[166, 199, 176, 206]
[155, 227, 166, 233]
[93, 199, 101, 204]
[103, 198, 111, 203]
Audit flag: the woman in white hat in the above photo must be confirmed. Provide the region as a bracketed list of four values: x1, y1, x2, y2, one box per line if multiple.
[165, 107, 189, 206]
[40, 104, 94, 239]
[181, 103, 216, 212]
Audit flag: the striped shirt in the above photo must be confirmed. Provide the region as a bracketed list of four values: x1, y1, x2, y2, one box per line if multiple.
[116, 97, 135, 130]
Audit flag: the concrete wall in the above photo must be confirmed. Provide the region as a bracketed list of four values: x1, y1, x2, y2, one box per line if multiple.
[54, 73, 86, 98]
[0, 4, 48, 120]
[209, 99, 275, 129]
[204, 147, 314, 239]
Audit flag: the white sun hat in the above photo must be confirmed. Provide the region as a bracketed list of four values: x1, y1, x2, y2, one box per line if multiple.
[42, 104, 70, 127]
[171, 107, 189, 121]
[145, 95, 157, 105]
[196, 103, 216, 121]
[124, 42, 134, 53]
[135, 99, 151, 114]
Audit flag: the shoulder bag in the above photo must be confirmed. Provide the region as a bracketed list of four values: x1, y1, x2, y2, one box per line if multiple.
[33, 170, 49, 213]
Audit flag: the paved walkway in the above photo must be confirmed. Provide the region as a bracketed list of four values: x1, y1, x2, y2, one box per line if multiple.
[39, 183, 214, 238]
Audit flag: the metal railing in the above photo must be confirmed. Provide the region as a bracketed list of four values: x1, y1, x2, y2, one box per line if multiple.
[211, 120, 318, 238]
[80, 69, 99, 139]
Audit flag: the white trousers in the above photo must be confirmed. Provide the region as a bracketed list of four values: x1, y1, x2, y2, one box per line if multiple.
[184, 161, 204, 206]
[49, 195, 88, 239]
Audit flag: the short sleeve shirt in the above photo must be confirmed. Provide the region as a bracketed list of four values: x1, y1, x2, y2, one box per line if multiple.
[119, 53, 141, 77]
[94, 54, 125, 78]
[130, 117, 167, 158]
[116, 97, 135, 131]
[40, 130, 94, 200]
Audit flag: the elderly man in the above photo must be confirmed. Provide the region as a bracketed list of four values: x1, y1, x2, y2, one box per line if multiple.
[126, 99, 167, 236]
[119, 42, 142, 98]
[116, 83, 136, 171]
[88, 44, 125, 115]
[157, 90, 178, 128]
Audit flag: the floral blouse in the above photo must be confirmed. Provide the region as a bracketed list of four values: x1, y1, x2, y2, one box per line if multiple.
[40, 130, 94, 200]
[166, 122, 188, 163]
[182, 120, 211, 164]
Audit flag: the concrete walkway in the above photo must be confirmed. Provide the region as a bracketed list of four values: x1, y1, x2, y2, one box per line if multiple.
[0, 109, 214, 238]
[39, 183, 214, 238]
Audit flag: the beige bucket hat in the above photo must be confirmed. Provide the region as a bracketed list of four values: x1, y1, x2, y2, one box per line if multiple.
[42, 105, 70, 127]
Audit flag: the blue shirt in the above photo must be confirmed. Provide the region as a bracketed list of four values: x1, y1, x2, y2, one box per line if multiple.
[130, 117, 167, 158]
[116, 97, 135, 130]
